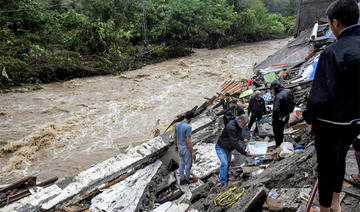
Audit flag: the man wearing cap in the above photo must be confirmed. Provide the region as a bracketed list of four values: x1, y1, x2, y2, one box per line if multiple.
[271, 80, 295, 147]
[217, 100, 246, 126]
[215, 114, 252, 186]
[174, 111, 197, 185]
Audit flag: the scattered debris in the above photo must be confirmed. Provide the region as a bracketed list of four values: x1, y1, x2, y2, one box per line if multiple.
[0, 176, 58, 208]
[4, 6, 360, 212]
[90, 160, 162, 212]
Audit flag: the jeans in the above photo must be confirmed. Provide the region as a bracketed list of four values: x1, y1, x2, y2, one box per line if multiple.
[178, 145, 193, 180]
[314, 121, 358, 207]
[215, 144, 232, 185]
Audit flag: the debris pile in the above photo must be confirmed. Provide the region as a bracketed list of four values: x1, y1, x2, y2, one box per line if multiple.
[0, 176, 58, 208]
[2, 22, 360, 212]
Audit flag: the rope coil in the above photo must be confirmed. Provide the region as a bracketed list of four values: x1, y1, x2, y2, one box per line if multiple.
[213, 187, 246, 206]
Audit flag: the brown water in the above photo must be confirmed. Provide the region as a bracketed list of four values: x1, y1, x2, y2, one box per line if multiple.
[0, 39, 289, 184]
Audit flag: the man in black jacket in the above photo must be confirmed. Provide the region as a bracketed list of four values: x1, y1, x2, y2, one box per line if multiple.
[216, 100, 246, 126]
[303, 1, 360, 211]
[248, 91, 266, 135]
[271, 80, 295, 147]
[215, 115, 252, 185]
[213, 93, 232, 110]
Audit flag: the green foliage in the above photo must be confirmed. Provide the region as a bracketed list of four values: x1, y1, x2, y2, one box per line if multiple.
[263, 0, 299, 17]
[0, 0, 296, 88]
[47, 50, 81, 71]
[148, 0, 235, 42]
[281, 16, 297, 35]
[0, 56, 28, 72]
[80, 0, 142, 38]
[231, 2, 289, 41]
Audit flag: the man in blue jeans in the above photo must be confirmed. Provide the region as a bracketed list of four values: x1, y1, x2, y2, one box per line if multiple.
[174, 111, 197, 185]
[216, 114, 252, 186]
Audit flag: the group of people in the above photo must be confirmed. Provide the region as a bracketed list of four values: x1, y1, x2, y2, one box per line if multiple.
[174, 79, 295, 186]
[174, 1, 360, 212]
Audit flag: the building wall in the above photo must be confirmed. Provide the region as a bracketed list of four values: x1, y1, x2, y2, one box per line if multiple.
[296, 0, 335, 33]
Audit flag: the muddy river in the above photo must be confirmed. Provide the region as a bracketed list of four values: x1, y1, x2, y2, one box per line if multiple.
[0, 39, 289, 184]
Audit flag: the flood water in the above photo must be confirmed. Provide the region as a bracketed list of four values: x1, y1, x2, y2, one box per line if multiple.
[0, 39, 289, 184]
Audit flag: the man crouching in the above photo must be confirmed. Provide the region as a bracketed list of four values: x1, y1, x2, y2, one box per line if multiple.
[215, 114, 252, 186]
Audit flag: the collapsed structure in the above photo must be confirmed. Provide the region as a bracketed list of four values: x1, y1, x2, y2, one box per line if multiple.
[2, 6, 360, 212]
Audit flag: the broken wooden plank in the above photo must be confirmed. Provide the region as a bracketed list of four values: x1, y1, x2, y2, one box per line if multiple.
[0, 176, 36, 193]
[222, 81, 237, 92]
[221, 80, 233, 90]
[37, 177, 58, 188]
[343, 186, 360, 198]
[0, 190, 31, 207]
[222, 81, 239, 93]
[227, 84, 243, 95]
[99, 169, 136, 191]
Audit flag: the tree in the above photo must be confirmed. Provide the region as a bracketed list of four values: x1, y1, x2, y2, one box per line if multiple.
[148, 0, 235, 43]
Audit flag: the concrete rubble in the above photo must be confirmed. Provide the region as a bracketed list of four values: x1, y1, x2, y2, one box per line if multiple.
[90, 160, 162, 212]
[3, 3, 360, 212]
[1, 116, 215, 212]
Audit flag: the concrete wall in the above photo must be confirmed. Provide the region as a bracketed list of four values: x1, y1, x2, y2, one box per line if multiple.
[296, 0, 335, 33]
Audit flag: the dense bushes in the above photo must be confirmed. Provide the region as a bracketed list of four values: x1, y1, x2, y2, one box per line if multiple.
[0, 0, 297, 88]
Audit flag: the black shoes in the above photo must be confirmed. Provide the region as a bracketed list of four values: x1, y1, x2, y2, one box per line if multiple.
[180, 177, 198, 185]
[180, 178, 187, 185]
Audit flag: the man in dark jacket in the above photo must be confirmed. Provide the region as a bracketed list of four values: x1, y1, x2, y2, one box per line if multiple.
[248, 91, 266, 135]
[213, 93, 232, 110]
[215, 115, 252, 185]
[303, 1, 360, 211]
[217, 100, 246, 126]
[271, 80, 295, 147]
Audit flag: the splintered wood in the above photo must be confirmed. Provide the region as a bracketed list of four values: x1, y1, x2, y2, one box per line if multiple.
[220, 80, 245, 95]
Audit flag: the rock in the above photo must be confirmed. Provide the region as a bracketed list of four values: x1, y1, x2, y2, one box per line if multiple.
[257, 120, 274, 137]
[167, 203, 189, 212]
[154, 202, 190, 212]
[153, 202, 173, 212]
[177, 180, 205, 203]
[242, 146, 317, 189]
[191, 143, 219, 179]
